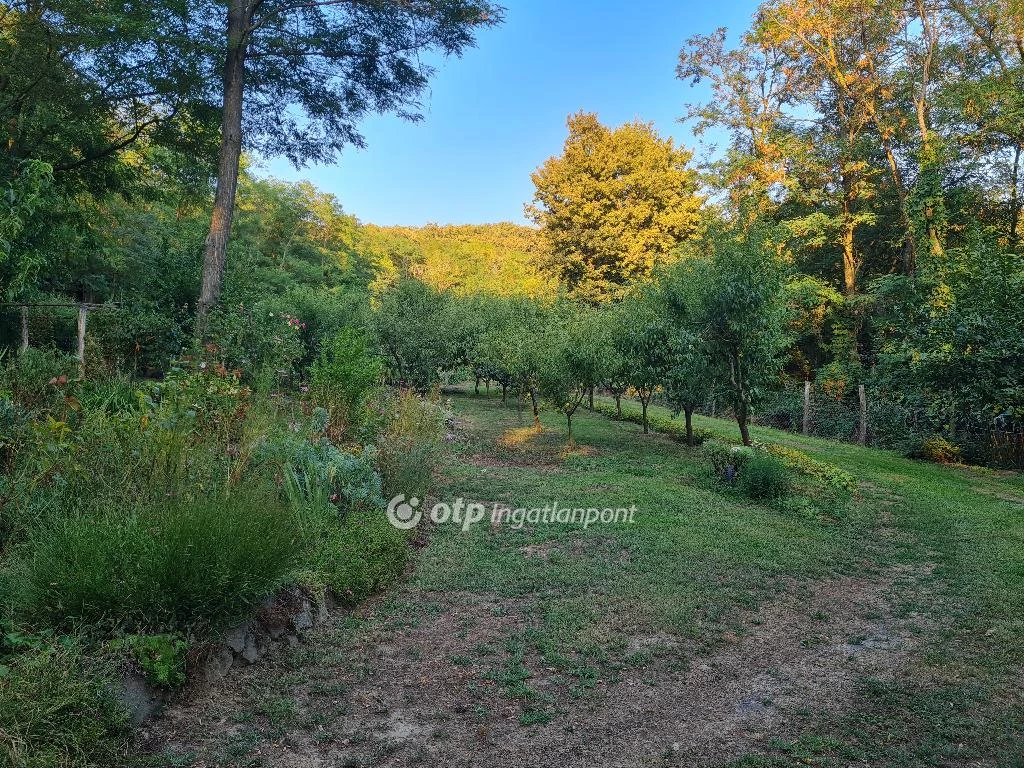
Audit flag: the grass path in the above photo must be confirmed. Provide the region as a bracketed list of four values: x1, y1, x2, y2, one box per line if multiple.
[139, 391, 1024, 767]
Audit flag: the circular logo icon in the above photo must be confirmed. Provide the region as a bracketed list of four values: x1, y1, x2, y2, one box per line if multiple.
[386, 494, 422, 530]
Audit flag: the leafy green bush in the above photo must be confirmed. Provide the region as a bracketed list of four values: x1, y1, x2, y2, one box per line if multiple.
[701, 439, 754, 480]
[316, 509, 409, 606]
[738, 454, 792, 499]
[762, 444, 856, 498]
[20, 487, 302, 635]
[0, 643, 130, 768]
[309, 328, 382, 438]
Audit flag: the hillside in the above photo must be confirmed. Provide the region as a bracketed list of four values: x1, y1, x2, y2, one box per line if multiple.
[361, 222, 555, 297]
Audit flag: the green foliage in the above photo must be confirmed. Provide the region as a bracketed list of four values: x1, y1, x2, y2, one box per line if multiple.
[310, 329, 382, 437]
[701, 439, 754, 479]
[110, 633, 189, 689]
[0, 347, 79, 411]
[0, 642, 130, 768]
[667, 222, 792, 444]
[371, 278, 461, 391]
[537, 305, 613, 440]
[374, 390, 448, 499]
[762, 444, 856, 498]
[363, 222, 553, 297]
[316, 510, 410, 606]
[19, 487, 303, 636]
[528, 111, 704, 302]
[737, 454, 792, 499]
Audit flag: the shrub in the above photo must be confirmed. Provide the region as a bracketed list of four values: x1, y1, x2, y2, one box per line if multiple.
[309, 328, 382, 438]
[0, 643, 130, 768]
[374, 389, 447, 499]
[20, 487, 303, 635]
[738, 455, 792, 499]
[701, 439, 753, 480]
[316, 509, 409, 606]
[919, 435, 962, 464]
[762, 444, 857, 498]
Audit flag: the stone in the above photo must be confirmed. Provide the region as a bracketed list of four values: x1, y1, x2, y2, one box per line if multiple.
[203, 647, 235, 682]
[223, 625, 250, 654]
[115, 671, 161, 725]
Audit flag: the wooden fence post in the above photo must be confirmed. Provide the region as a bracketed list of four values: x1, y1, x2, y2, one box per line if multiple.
[77, 304, 88, 373]
[858, 384, 867, 446]
[20, 306, 29, 352]
[802, 380, 811, 435]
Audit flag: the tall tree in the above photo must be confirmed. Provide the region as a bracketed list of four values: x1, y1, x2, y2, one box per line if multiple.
[195, 0, 502, 329]
[527, 112, 704, 303]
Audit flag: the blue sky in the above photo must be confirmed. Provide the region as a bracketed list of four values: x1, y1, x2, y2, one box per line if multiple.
[262, 0, 759, 226]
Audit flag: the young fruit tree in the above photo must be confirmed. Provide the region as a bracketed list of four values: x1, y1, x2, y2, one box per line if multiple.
[673, 223, 790, 446]
[609, 286, 673, 433]
[538, 306, 611, 443]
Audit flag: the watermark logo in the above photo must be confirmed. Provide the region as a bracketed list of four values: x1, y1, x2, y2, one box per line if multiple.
[385, 495, 637, 532]
[385, 494, 423, 530]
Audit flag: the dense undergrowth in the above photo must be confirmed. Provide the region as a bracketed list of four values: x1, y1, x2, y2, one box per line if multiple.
[0, 335, 447, 766]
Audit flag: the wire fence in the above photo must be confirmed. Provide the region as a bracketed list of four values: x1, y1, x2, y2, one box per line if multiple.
[752, 382, 1023, 470]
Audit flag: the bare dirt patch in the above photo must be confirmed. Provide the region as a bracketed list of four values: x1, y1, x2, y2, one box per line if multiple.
[140, 563, 927, 768]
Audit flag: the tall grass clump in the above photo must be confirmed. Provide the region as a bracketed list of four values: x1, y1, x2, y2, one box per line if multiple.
[0, 642, 130, 768]
[20, 486, 302, 635]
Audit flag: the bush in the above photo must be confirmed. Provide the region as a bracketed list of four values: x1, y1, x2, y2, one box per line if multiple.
[762, 444, 857, 498]
[919, 435, 962, 464]
[316, 509, 409, 606]
[374, 389, 447, 499]
[20, 487, 302, 635]
[0, 643, 130, 768]
[738, 455, 792, 499]
[701, 439, 754, 480]
[309, 328, 382, 438]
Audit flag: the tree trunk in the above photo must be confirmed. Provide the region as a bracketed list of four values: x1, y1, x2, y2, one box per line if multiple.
[529, 387, 540, 427]
[737, 397, 753, 444]
[841, 173, 858, 296]
[684, 406, 694, 446]
[737, 401, 751, 447]
[475, 376, 480, 395]
[501, 382, 507, 404]
[197, 0, 252, 334]
[614, 393, 621, 418]
[566, 412, 573, 443]
[641, 397, 649, 434]
[588, 386, 594, 410]
[1010, 144, 1021, 247]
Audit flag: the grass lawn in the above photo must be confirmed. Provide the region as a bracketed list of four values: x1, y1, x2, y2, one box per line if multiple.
[141, 389, 1024, 767]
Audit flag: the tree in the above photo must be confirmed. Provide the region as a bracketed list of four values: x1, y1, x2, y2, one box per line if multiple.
[673, 223, 791, 446]
[371, 278, 456, 392]
[538, 305, 611, 442]
[527, 112, 704, 303]
[661, 272, 717, 446]
[608, 287, 672, 433]
[194, 0, 502, 329]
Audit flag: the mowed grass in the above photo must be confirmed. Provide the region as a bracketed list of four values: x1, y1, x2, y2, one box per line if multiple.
[410, 389, 1024, 763]
[417, 391, 875, 651]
